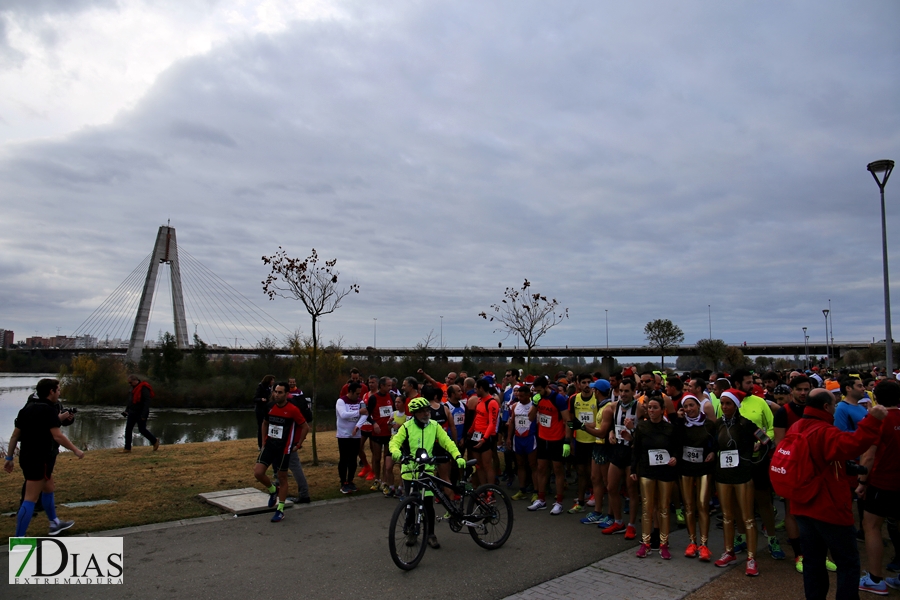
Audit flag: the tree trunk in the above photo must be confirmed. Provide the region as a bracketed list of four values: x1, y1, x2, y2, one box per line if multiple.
[311, 316, 319, 466]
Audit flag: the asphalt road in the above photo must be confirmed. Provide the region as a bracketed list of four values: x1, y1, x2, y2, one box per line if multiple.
[7, 493, 637, 600]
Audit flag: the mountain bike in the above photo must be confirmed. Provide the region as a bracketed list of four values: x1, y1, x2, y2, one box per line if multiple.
[388, 449, 514, 570]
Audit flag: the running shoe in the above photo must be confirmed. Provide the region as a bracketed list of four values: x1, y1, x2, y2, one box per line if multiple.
[746, 558, 759, 577]
[580, 512, 605, 524]
[405, 534, 418, 547]
[887, 560, 900, 573]
[511, 490, 527, 501]
[268, 490, 278, 507]
[885, 576, 900, 590]
[733, 534, 747, 554]
[383, 486, 395, 498]
[597, 515, 615, 529]
[370, 481, 382, 492]
[684, 543, 699, 558]
[715, 551, 737, 568]
[365, 472, 376, 481]
[659, 544, 671, 560]
[775, 519, 786, 532]
[357, 465, 371, 478]
[296, 496, 311, 504]
[698, 545, 712, 562]
[550, 502, 564, 515]
[635, 544, 651, 558]
[795, 556, 804, 574]
[271, 510, 284, 523]
[586, 494, 595, 507]
[676, 509, 685, 526]
[48, 520, 75, 536]
[601, 522, 626, 535]
[427, 535, 441, 549]
[527, 499, 547, 511]
[567, 501, 585, 514]
[340, 484, 350, 494]
[624, 524, 637, 540]
[827, 559, 837, 572]
[348, 483, 358, 493]
[859, 573, 888, 595]
[531, 493, 539, 503]
[768, 537, 786, 560]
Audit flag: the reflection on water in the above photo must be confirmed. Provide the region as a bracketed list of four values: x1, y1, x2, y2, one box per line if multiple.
[0, 373, 255, 450]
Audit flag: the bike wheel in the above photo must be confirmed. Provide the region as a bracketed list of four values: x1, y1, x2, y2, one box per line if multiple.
[388, 496, 428, 570]
[466, 484, 514, 549]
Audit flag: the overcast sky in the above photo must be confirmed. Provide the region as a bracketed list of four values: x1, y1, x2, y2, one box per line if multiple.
[2, 0, 899, 351]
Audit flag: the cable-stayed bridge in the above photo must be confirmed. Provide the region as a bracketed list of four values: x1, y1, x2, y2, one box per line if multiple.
[67, 225, 291, 361]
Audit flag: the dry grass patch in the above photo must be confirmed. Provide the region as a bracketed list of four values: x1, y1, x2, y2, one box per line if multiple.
[1, 436, 384, 538]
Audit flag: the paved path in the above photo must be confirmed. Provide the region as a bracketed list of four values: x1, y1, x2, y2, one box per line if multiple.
[6, 494, 761, 599]
[503, 528, 766, 600]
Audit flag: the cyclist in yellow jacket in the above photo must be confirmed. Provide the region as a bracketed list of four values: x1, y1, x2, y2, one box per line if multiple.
[390, 397, 466, 549]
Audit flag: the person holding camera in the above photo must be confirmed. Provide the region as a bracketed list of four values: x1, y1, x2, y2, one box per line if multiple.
[4, 378, 85, 536]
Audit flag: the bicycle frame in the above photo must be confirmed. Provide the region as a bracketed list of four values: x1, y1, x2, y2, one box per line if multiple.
[404, 461, 492, 528]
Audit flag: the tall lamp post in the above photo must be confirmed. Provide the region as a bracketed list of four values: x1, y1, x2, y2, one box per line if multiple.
[708, 304, 712, 339]
[869, 159, 895, 374]
[605, 309, 609, 351]
[823, 310, 830, 369]
[440, 316, 443, 349]
[803, 326, 809, 369]
[373, 318, 377, 348]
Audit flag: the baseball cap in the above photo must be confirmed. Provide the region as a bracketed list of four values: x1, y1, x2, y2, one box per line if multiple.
[589, 379, 611, 394]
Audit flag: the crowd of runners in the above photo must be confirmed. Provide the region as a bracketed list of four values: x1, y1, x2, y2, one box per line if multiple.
[253, 364, 900, 595]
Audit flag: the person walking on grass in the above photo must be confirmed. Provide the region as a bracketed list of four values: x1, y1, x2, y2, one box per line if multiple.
[253, 382, 309, 523]
[124, 375, 159, 453]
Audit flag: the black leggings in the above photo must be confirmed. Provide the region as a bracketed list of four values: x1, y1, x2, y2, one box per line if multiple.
[338, 437, 361, 484]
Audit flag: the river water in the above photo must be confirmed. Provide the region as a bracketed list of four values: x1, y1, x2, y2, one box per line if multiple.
[0, 373, 257, 450]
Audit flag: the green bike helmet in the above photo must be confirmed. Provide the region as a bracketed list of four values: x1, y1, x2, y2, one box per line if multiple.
[407, 397, 429, 413]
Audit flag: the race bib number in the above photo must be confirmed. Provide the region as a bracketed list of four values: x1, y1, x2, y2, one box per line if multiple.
[578, 411, 594, 424]
[379, 405, 392, 418]
[471, 431, 484, 442]
[268, 424, 283, 440]
[454, 413, 465, 426]
[720, 450, 739, 469]
[515, 416, 529, 429]
[614, 424, 627, 441]
[648, 449, 670, 466]
[682, 446, 703, 463]
[538, 413, 552, 428]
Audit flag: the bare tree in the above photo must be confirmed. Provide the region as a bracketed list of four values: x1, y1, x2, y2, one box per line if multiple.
[644, 319, 685, 370]
[262, 248, 359, 465]
[479, 279, 568, 372]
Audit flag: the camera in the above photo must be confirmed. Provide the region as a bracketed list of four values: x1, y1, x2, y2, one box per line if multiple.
[845, 461, 868, 477]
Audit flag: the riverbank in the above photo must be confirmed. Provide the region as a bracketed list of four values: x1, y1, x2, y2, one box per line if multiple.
[1, 435, 373, 538]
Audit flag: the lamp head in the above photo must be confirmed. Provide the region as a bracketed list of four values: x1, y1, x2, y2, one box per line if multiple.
[868, 160, 894, 189]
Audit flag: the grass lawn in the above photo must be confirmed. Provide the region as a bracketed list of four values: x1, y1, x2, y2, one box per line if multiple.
[2, 434, 381, 538]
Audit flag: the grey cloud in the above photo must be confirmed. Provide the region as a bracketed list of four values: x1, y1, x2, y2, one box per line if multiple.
[2, 0, 899, 350]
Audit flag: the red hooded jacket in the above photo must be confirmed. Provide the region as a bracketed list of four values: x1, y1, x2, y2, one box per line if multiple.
[788, 406, 882, 526]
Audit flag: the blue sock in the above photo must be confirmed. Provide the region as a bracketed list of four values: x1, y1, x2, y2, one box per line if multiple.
[16, 501, 35, 537]
[42, 492, 57, 523]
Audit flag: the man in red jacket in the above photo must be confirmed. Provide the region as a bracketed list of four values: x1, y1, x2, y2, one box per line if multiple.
[790, 387, 887, 600]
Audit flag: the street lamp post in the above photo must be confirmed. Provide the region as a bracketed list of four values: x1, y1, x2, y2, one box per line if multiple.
[869, 159, 895, 374]
[708, 304, 712, 339]
[440, 316, 443, 349]
[802, 327, 809, 369]
[605, 309, 609, 351]
[373, 318, 377, 348]
[823, 310, 830, 369]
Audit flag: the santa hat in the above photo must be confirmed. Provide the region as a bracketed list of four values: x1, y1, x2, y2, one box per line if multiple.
[720, 388, 746, 409]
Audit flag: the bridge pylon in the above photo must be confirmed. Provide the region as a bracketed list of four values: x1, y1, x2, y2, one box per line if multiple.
[126, 225, 189, 363]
